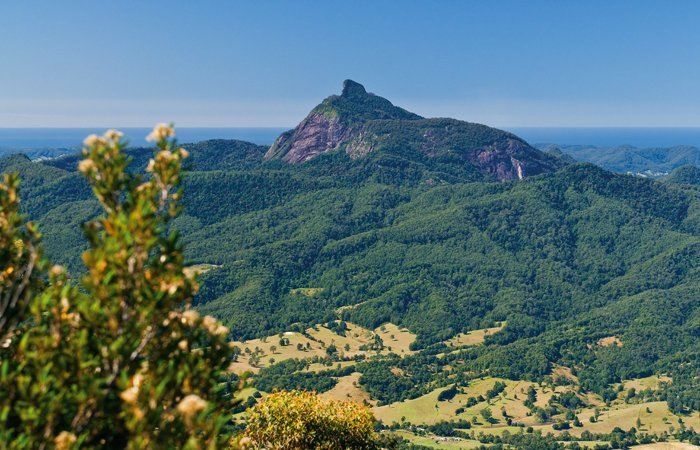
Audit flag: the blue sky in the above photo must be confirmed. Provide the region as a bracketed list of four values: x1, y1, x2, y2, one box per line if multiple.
[1, 1, 699, 127]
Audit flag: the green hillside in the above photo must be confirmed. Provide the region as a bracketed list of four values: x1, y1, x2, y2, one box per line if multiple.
[665, 164, 700, 185]
[540, 144, 700, 177]
[6, 141, 700, 413]
[3, 86, 700, 421]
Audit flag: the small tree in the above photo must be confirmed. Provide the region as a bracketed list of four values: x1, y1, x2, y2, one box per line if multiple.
[245, 390, 379, 449]
[480, 407, 495, 424]
[0, 126, 238, 448]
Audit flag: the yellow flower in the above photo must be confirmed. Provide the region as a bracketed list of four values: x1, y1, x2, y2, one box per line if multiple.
[83, 134, 105, 147]
[120, 386, 139, 404]
[54, 431, 77, 450]
[156, 149, 174, 163]
[146, 123, 175, 142]
[78, 158, 96, 174]
[120, 373, 143, 404]
[104, 129, 124, 141]
[49, 265, 65, 277]
[176, 394, 207, 418]
[201, 316, 228, 337]
[182, 309, 199, 325]
[133, 372, 143, 388]
[202, 315, 218, 333]
[13, 239, 23, 254]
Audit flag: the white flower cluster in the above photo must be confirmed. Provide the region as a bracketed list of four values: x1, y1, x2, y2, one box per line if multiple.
[146, 123, 175, 142]
[176, 394, 207, 418]
[83, 129, 123, 147]
[120, 373, 144, 404]
[202, 315, 229, 337]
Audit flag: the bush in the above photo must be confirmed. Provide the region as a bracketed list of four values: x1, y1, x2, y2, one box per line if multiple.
[0, 126, 238, 448]
[244, 390, 379, 449]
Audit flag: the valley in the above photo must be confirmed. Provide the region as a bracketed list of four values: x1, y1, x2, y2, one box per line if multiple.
[229, 318, 700, 448]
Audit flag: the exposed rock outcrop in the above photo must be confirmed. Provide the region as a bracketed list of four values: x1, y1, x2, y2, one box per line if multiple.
[266, 80, 565, 181]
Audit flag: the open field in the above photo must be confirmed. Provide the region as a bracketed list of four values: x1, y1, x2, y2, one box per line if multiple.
[387, 430, 485, 449]
[183, 263, 221, 277]
[320, 372, 375, 405]
[387, 430, 614, 449]
[373, 375, 700, 440]
[444, 323, 505, 348]
[229, 321, 416, 373]
[622, 375, 673, 392]
[373, 376, 584, 428]
[373, 377, 539, 426]
[229, 330, 324, 374]
[227, 320, 699, 448]
[374, 322, 417, 355]
[544, 401, 700, 437]
[631, 443, 700, 449]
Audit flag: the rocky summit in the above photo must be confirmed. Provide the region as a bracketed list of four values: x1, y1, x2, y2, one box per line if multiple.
[266, 80, 565, 181]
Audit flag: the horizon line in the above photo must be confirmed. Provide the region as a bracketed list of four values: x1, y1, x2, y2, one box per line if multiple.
[4, 126, 700, 130]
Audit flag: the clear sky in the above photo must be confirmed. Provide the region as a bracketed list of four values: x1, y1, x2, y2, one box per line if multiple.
[1, 0, 700, 127]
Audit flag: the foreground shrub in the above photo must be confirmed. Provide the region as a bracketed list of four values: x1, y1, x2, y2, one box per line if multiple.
[0, 126, 237, 448]
[244, 390, 379, 450]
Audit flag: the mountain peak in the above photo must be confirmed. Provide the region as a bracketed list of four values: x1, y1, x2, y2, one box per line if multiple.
[341, 79, 367, 97]
[265, 81, 565, 180]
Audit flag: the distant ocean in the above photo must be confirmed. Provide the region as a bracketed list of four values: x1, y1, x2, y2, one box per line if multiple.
[507, 127, 700, 148]
[2, 127, 700, 151]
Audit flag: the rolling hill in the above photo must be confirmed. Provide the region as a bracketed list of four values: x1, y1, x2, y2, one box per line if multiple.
[539, 144, 700, 177]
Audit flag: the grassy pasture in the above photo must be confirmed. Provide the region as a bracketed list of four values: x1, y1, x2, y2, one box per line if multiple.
[387, 430, 485, 449]
[226, 319, 699, 448]
[622, 375, 673, 392]
[229, 321, 416, 373]
[184, 263, 221, 277]
[444, 323, 505, 348]
[373, 377, 534, 426]
[631, 443, 700, 449]
[320, 372, 375, 405]
[373, 375, 700, 441]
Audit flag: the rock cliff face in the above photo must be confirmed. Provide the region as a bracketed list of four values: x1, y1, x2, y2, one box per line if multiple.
[267, 113, 352, 164]
[471, 139, 554, 180]
[266, 80, 565, 181]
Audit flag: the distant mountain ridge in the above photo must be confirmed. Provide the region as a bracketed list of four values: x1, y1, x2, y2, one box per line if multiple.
[267, 80, 565, 181]
[538, 143, 700, 177]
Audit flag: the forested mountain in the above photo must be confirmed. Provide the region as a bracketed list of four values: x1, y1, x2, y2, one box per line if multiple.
[4, 82, 700, 415]
[267, 80, 564, 180]
[665, 164, 700, 185]
[539, 143, 700, 177]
